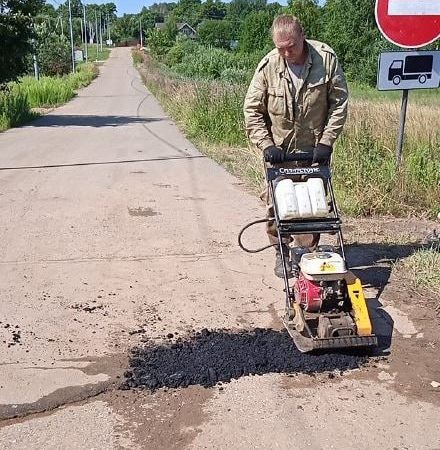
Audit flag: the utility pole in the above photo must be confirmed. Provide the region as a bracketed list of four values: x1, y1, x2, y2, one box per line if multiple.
[31, 38, 39, 80]
[95, 9, 99, 61]
[99, 12, 103, 52]
[80, 19, 84, 48]
[68, 0, 75, 73]
[83, 4, 88, 62]
[139, 19, 143, 48]
[107, 14, 110, 42]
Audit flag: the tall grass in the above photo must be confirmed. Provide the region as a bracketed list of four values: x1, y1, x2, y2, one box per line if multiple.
[0, 63, 99, 132]
[334, 101, 440, 216]
[0, 88, 35, 132]
[13, 63, 98, 108]
[401, 248, 440, 298]
[136, 50, 440, 218]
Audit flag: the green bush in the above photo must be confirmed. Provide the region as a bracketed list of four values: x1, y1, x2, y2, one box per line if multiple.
[132, 50, 144, 65]
[36, 24, 71, 76]
[69, 63, 98, 89]
[172, 44, 249, 80]
[197, 19, 234, 49]
[165, 37, 198, 66]
[147, 28, 175, 57]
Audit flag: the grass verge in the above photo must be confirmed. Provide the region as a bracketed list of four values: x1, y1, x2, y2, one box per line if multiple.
[81, 44, 111, 62]
[0, 88, 36, 132]
[401, 248, 440, 300]
[0, 63, 99, 132]
[13, 63, 98, 108]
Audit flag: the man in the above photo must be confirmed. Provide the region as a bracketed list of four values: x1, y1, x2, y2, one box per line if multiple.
[243, 14, 348, 278]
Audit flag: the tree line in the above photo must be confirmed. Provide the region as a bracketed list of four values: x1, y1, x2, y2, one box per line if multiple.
[2, 0, 439, 87]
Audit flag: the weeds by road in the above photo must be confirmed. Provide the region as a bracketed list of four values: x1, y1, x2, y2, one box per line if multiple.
[1, 59, 103, 132]
[401, 248, 440, 304]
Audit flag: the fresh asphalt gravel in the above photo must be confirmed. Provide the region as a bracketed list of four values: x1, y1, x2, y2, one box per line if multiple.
[123, 328, 370, 390]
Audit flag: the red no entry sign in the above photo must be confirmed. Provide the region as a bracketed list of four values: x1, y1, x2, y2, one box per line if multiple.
[375, 0, 440, 47]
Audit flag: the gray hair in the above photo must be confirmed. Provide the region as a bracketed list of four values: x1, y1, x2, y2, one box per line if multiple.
[271, 15, 304, 39]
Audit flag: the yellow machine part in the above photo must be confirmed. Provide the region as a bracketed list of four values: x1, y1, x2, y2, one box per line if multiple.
[346, 276, 373, 336]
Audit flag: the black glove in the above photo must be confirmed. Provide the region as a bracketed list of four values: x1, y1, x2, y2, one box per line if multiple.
[313, 143, 332, 165]
[264, 145, 286, 164]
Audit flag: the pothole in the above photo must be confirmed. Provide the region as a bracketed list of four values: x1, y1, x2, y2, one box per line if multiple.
[123, 328, 371, 390]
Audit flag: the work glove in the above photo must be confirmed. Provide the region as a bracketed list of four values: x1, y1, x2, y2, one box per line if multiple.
[313, 143, 332, 165]
[264, 145, 286, 164]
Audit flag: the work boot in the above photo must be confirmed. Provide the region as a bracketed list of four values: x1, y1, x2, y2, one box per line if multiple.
[274, 245, 293, 279]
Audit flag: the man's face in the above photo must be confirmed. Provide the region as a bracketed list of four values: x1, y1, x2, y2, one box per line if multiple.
[273, 31, 305, 64]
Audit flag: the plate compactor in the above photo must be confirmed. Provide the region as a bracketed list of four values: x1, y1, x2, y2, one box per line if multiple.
[238, 152, 377, 352]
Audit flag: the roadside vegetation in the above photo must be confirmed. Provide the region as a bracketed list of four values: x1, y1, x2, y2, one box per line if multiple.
[0, 1, 111, 132]
[0, 62, 101, 132]
[135, 49, 440, 219]
[401, 248, 440, 303]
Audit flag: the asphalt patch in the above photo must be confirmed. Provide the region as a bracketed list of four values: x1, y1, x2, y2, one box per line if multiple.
[123, 328, 370, 390]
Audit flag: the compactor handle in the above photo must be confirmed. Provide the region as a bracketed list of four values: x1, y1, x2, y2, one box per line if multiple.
[264, 150, 315, 163]
[285, 151, 314, 162]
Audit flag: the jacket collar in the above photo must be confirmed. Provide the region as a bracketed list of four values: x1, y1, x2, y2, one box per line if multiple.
[276, 40, 313, 77]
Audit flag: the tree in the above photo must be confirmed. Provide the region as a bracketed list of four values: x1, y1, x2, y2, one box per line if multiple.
[286, 0, 321, 40]
[226, 0, 267, 21]
[39, 3, 57, 18]
[112, 13, 141, 42]
[200, 0, 227, 20]
[238, 10, 274, 53]
[57, 0, 83, 18]
[0, 0, 44, 85]
[172, 0, 202, 27]
[225, 0, 269, 39]
[322, 0, 387, 85]
[147, 27, 174, 57]
[35, 23, 71, 76]
[198, 19, 233, 49]
[149, 2, 176, 18]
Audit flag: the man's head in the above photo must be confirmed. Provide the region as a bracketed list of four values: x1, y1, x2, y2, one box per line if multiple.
[271, 15, 306, 65]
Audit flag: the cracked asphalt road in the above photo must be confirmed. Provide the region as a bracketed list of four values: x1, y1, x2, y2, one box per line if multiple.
[0, 47, 439, 449]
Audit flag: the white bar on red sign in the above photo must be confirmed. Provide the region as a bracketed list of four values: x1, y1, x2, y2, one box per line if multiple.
[388, 0, 440, 15]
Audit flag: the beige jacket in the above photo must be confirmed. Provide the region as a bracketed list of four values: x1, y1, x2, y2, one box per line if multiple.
[243, 40, 348, 152]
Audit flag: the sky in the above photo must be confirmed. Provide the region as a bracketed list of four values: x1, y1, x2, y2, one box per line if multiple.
[51, 1, 290, 17]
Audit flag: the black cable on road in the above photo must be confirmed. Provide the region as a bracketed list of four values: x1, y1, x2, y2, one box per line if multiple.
[0, 155, 207, 172]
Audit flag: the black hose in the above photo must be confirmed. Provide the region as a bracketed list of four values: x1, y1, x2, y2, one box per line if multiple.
[238, 218, 276, 253]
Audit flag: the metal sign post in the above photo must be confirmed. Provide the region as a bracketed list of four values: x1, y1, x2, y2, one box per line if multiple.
[396, 89, 408, 166]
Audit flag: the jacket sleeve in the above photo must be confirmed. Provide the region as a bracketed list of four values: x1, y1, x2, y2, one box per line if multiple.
[243, 65, 274, 151]
[319, 55, 348, 147]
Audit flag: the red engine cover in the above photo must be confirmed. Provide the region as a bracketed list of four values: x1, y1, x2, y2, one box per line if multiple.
[294, 273, 323, 312]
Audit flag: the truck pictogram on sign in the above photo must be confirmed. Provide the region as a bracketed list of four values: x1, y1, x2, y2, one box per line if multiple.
[388, 55, 434, 85]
